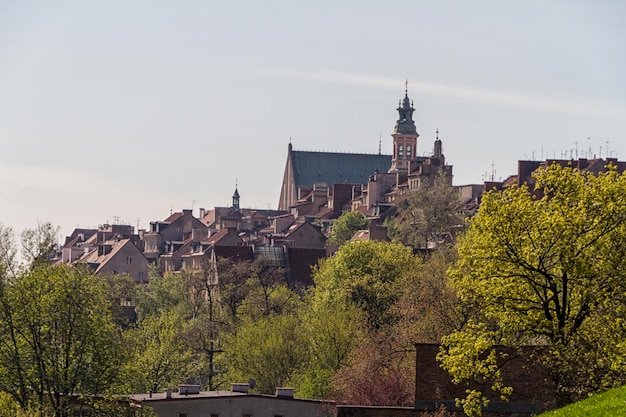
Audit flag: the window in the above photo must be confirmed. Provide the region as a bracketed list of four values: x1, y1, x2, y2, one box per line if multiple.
[211, 414, 219, 417]
[407, 145, 411, 158]
[398, 144, 403, 157]
[178, 414, 187, 417]
[126, 256, 132, 265]
[138, 271, 144, 281]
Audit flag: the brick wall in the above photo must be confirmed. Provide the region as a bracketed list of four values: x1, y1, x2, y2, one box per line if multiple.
[415, 344, 556, 416]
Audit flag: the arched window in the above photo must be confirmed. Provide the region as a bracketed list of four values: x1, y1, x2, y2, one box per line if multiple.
[407, 145, 412, 158]
[399, 145, 403, 157]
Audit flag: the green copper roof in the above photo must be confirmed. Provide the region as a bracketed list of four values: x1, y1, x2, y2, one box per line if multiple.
[291, 150, 392, 189]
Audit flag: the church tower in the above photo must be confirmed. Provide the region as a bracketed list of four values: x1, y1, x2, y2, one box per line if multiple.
[232, 186, 240, 211]
[389, 81, 419, 172]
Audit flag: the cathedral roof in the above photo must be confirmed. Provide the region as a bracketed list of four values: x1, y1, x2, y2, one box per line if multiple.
[290, 150, 392, 190]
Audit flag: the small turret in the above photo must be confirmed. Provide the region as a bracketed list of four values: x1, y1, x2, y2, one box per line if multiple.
[232, 186, 240, 210]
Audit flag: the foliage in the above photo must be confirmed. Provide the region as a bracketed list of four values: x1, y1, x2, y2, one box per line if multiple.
[538, 385, 626, 417]
[330, 331, 415, 406]
[0, 264, 123, 416]
[19, 222, 60, 269]
[328, 211, 370, 246]
[439, 164, 626, 415]
[0, 223, 18, 280]
[390, 247, 473, 345]
[0, 222, 59, 278]
[123, 310, 195, 393]
[221, 312, 307, 394]
[313, 240, 421, 329]
[386, 172, 462, 248]
[294, 301, 365, 398]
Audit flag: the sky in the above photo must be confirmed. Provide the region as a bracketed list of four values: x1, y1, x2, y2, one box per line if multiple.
[1, 0, 625, 240]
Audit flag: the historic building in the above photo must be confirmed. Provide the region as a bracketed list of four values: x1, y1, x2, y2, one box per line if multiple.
[278, 144, 391, 211]
[278, 85, 454, 218]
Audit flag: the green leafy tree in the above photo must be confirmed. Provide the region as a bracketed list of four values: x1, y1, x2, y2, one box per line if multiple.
[294, 301, 365, 399]
[438, 164, 626, 415]
[123, 310, 195, 394]
[313, 240, 421, 329]
[298, 240, 422, 404]
[0, 264, 123, 416]
[386, 172, 462, 249]
[329, 211, 370, 246]
[221, 312, 307, 394]
[390, 247, 473, 346]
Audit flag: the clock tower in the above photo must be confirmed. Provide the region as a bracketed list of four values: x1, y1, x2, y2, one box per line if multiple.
[389, 81, 419, 172]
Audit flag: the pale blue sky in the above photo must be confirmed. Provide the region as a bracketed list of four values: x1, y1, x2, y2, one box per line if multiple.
[1, 1, 625, 238]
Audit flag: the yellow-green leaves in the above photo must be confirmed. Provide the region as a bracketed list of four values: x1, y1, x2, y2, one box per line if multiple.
[441, 163, 626, 410]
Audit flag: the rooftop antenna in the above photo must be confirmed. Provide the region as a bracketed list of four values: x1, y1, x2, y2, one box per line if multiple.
[490, 161, 496, 182]
[575, 141, 578, 158]
[378, 132, 382, 155]
[405, 78, 409, 95]
[170, 203, 173, 216]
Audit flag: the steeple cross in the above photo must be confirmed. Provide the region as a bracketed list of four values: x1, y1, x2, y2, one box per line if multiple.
[405, 79, 409, 94]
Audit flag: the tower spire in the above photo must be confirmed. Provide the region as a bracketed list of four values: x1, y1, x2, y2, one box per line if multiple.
[390, 83, 419, 172]
[232, 181, 240, 210]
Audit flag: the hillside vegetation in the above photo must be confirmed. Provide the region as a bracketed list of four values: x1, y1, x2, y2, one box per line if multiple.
[539, 385, 626, 417]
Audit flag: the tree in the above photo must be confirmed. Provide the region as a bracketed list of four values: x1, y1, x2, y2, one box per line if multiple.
[0, 264, 123, 416]
[19, 222, 60, 269]
[300, 240, 422, 405]
[438, 163, 626, 415]
[330, 333, 414, 406]
[313, 240, 421, 329]
[0, 224, 18, 280]
[386, 172, 462, 249]
[221, 312, 307, 394]
[123, 310, 195, 394]
[294, 301, 365, 399]
[329, 211, 370, 247]
[390, 247, 475, 346]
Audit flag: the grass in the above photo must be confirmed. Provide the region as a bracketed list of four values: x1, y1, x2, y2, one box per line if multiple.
[539, 386, 626, 417]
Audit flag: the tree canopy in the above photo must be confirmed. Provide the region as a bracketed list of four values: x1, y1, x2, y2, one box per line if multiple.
[0, 264, 123, 416]
[386, 172, 462, 249]
[328, 211, 370, 247]
[438, 163, 626, 415]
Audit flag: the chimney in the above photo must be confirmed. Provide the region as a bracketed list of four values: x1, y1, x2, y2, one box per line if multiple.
[275, 387, 295, 398]
[179, 384, 200, 395]
[165, 388, 172, 399]
[231, 383, 250, 393]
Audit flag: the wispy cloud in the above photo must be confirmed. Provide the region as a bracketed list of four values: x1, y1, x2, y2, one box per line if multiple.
[259, 67, 626, 120]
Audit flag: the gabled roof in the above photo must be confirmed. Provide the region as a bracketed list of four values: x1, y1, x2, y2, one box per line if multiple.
[163, 212, 184, 223]
[290, 150, 391, 190]
[78, 238, 141, 274]
[204, 229, 230, 244]
[284, 221, 324, 238]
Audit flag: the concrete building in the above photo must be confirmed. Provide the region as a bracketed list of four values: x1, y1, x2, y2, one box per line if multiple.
[131, 384, 334, 417]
